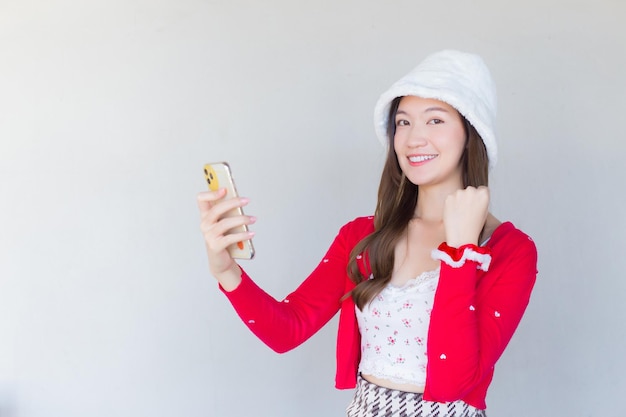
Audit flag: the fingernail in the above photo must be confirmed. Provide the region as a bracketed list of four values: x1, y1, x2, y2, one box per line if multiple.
[240, 197, 250, 204]
[249, 216, 257, 224]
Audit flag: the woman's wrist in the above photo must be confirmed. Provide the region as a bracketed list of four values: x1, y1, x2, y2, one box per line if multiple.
[444, 231, 480, 248]
[432, 242, 492, 271]
[214, 263, 244, 292]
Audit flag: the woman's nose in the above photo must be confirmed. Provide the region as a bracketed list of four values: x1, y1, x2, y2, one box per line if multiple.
[406, 126, 428, 147]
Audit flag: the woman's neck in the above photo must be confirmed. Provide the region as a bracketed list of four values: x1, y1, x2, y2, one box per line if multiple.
[413, 182, 462, 222]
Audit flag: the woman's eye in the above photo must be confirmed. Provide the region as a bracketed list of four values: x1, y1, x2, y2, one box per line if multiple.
[395, 119, 409, 126]
[428, 119, 443, 125]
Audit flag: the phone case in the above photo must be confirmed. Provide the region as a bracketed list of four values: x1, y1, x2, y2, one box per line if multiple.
[204, 162, 255, 259]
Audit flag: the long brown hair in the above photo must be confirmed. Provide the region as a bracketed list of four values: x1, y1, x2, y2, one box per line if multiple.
[347, 96, 490, 310]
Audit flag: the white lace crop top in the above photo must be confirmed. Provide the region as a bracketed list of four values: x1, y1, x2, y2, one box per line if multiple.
[355, 268, 440, 386]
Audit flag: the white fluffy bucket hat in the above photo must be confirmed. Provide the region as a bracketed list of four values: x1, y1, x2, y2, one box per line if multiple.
[373, 50, 498, 169]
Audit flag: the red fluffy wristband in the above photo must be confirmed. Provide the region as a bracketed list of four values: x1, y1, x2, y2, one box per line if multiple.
[431, 242, 492, 271]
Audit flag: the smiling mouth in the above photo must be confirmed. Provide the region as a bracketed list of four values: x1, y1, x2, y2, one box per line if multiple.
[408, 155, 437, 163]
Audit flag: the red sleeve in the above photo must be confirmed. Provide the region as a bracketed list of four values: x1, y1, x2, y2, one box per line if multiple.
[219, 219, 364, 353]
[424, 230, 537, 402]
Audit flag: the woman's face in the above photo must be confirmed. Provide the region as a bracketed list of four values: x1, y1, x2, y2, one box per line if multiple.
[393, 96, 467, 189]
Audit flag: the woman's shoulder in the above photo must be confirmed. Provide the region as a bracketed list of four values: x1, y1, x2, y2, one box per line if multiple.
[344, 215, 375, 228]
[336, 215, 376, 240]
[489, 221, 537, 258]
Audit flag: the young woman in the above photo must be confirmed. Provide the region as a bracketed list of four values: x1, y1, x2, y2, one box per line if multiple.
[198, 50, 537, 416]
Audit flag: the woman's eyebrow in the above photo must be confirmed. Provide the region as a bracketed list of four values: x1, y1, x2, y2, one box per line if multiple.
[396, 107, 450, 117]
[424, 106, 450, 113]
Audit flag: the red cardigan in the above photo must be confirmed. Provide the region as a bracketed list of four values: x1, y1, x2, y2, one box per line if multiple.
[221, 216, 537, 410]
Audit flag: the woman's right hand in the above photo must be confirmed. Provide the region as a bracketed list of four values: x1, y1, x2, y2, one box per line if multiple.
[442, 186, 489, 248]
[197, 188, 256, 290]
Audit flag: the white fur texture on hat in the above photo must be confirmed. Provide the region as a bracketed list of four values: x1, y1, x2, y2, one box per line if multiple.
[374, 49, 498, 169]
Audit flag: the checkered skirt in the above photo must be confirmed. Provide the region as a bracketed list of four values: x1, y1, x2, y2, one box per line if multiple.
[346, 376, 486, 417]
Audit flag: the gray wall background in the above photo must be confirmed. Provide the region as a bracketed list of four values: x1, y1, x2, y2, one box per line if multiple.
[1, 1, 625, 416]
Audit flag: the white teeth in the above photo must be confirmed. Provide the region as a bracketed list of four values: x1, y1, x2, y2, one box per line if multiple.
[409, 155, 436, 163]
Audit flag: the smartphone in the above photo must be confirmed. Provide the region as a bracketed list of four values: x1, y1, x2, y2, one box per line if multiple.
[203, 162, 255, 259]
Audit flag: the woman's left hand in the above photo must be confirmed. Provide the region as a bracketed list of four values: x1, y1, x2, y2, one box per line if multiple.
[443, 186, 490, 247]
